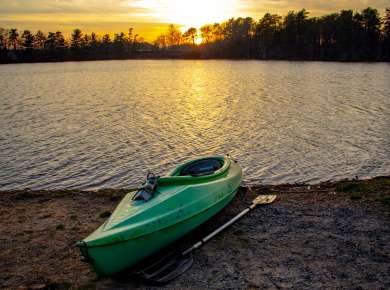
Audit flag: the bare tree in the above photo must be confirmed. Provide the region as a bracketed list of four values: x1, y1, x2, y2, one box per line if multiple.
[0, 28, 9, 50]
[34, 30, 46, 49]
[167, 24, 182, 46]
[8, 28, 19, 50]
[183, 27, 197, 45]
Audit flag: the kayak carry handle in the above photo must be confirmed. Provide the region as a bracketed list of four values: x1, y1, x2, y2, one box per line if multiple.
[76, 241, 95, 263]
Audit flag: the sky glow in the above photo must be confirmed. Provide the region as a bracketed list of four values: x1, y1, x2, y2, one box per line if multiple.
[0, 0, 388, 40]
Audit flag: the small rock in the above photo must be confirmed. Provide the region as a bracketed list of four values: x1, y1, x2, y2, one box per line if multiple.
[27, 284, 47, 290]
[248, 280, 261, 288]
[56, 224, 65, 230]
[39, 214, 51, 219]
[99, 211, 111, 218]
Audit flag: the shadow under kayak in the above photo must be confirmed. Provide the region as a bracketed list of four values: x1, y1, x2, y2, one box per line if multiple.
[77, 156, 243, 276]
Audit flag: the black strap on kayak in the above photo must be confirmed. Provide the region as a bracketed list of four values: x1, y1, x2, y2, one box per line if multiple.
[132, 172, 159, 202]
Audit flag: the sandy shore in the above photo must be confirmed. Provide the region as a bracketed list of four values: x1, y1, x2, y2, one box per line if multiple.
[0, 177, 389, 289]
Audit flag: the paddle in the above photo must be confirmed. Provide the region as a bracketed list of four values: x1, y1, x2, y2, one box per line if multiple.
[134, 194, 277, 283]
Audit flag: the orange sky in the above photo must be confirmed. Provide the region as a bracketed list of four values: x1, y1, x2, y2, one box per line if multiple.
[0, 0, 388, 41]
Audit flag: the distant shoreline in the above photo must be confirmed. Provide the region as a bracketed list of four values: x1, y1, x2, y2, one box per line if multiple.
[1, 175, 389, 195]
[1, 54, 390, 65]
[1, 175, 389, 194]
[2, 7, 390, 66]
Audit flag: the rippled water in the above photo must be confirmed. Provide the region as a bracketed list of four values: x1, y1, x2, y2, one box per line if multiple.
[0, 60, 389, 190]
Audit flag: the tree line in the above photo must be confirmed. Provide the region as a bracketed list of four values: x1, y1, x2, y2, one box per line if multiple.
[1, 7, 390, 63]
[0, 27, 153, 62]
[155, 7, 390, 60]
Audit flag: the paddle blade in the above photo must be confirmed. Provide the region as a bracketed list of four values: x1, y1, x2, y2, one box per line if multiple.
[253, 194, 277, 205]
[134, 251, 193, 284]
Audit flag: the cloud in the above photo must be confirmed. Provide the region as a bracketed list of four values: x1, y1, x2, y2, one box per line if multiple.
[3, 0, 387, 16]
[0, 0, 150, 15]
[238, 0, 389, 18]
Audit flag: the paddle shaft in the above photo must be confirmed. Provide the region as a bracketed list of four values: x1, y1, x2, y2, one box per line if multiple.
[181, 201, 259, 256]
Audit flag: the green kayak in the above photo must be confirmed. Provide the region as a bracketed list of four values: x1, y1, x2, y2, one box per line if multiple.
[77, 155, 242, 276]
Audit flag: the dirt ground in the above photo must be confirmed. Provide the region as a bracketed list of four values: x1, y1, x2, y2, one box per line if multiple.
[0, 177, 389, 290]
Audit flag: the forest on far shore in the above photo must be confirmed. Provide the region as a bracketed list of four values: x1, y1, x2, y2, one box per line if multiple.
[1, 7, 390, 63]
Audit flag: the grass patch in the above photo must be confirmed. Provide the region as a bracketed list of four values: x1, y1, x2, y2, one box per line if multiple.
[15, 191, 41, 200]
[77, 283, 96, 290]
[350, 192, 363, 200]
[336, 177, 390, 204]
[336, 178, 389, 193]
[376, 196, 390, 206]
[337, 182, 361, 193]
[48, 282, 72, 290]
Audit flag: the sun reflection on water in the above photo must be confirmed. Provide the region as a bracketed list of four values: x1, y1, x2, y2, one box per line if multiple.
[0, 60, 389, 190]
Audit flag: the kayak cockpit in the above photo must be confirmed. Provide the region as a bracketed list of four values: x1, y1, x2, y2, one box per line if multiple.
[178, 158, 223, 177]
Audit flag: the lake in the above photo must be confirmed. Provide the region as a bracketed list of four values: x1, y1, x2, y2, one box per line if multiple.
[0, 60, 389, 190]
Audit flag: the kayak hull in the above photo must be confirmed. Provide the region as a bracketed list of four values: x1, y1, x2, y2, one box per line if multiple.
[88, 188, 237, 275]
[78, 156, 242, 276]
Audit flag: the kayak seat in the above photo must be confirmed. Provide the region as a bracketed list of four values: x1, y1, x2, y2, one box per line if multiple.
[180, 158, 223, 177]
